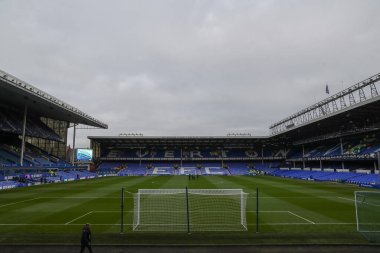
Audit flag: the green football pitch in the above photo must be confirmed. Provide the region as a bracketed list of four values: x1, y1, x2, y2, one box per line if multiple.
[0, 175, 378, 245]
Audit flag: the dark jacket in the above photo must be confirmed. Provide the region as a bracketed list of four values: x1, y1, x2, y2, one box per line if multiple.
[81, 228, 91, 244]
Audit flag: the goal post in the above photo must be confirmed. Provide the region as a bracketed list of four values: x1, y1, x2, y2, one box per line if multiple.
[355, 191, 380, 242]
[133, 188, 249, 232]
[120, 187, 125, 234]
[133, 189, 187, 232]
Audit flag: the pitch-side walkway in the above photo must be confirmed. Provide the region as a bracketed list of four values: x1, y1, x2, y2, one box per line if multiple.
[0, 245, 380, 253]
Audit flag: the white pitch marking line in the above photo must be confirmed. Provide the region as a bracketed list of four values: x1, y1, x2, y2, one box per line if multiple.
[0, 223, 126, 226]
[39, 197, 122, 199]
[0, 197, 41, 208]
[260, 222, 356, 225]
[338, 197, 355, 202]
[258, 196, 327, 199]
[287, 211, 315, 224]
[65, 211, 93, 225]
[0, 222, 368, 226]
[340, 196, 380, 207]
[316, 223, 357, 225]
[95, 211, 284, 213]
[247, 196, 344, 199]
[68, 210, 293, 213]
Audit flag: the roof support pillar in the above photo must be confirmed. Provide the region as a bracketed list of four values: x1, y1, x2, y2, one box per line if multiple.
[20, 104, 28, 166]
[302, 145, 305, 169]
[71, 124, 77, 165]
[370, 83, 378, 97]
[180, 147, 183, 168]
[221, 148, 224, 168]
[377, 151, 380, 183]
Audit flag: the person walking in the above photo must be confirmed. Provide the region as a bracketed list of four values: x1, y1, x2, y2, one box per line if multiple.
[80, 223, 93, 253]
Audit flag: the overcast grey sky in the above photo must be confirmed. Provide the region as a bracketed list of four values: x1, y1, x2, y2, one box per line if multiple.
[1, 0, 380, 148]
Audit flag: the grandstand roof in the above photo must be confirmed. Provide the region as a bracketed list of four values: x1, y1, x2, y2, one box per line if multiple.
[0, 69, 107, 129]
[88, 136, 273, 148]
[271, 95, 380, 145]
[268, 72, 380, 145]
[270, 73, 380, 136]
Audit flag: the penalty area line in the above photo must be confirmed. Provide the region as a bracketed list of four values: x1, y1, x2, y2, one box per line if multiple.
[287, 211, 315, 224]
[338, 197, 355, 202]
[65, 211, 94, 225]
[0, 197, 42, 208]
[338, 196, 380, 207]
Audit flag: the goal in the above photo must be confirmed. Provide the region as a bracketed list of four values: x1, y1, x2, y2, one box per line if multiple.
[133, 188, 249, 232]
[355, 191, 380, 242]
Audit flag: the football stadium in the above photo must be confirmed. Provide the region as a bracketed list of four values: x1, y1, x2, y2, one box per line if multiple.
[0, 67, 380, 253]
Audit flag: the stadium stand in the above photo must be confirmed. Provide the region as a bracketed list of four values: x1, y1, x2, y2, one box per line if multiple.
[91, 135, 380, 188]
[0, 110, 62, 141]
[0, 141, 71, 167]
[178, 167, 199, 175]
[287, 135, 380, 161]
[261, 167, 380, 187]
[0, 69, 107, 190]
[226, 163, 250, 175]
[101, 148, 289, 159]
[0, 180, 18, 190]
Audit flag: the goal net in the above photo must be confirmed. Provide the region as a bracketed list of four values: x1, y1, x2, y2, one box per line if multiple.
[133, 188, 248, 232]
[355, 191, 380, 242]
